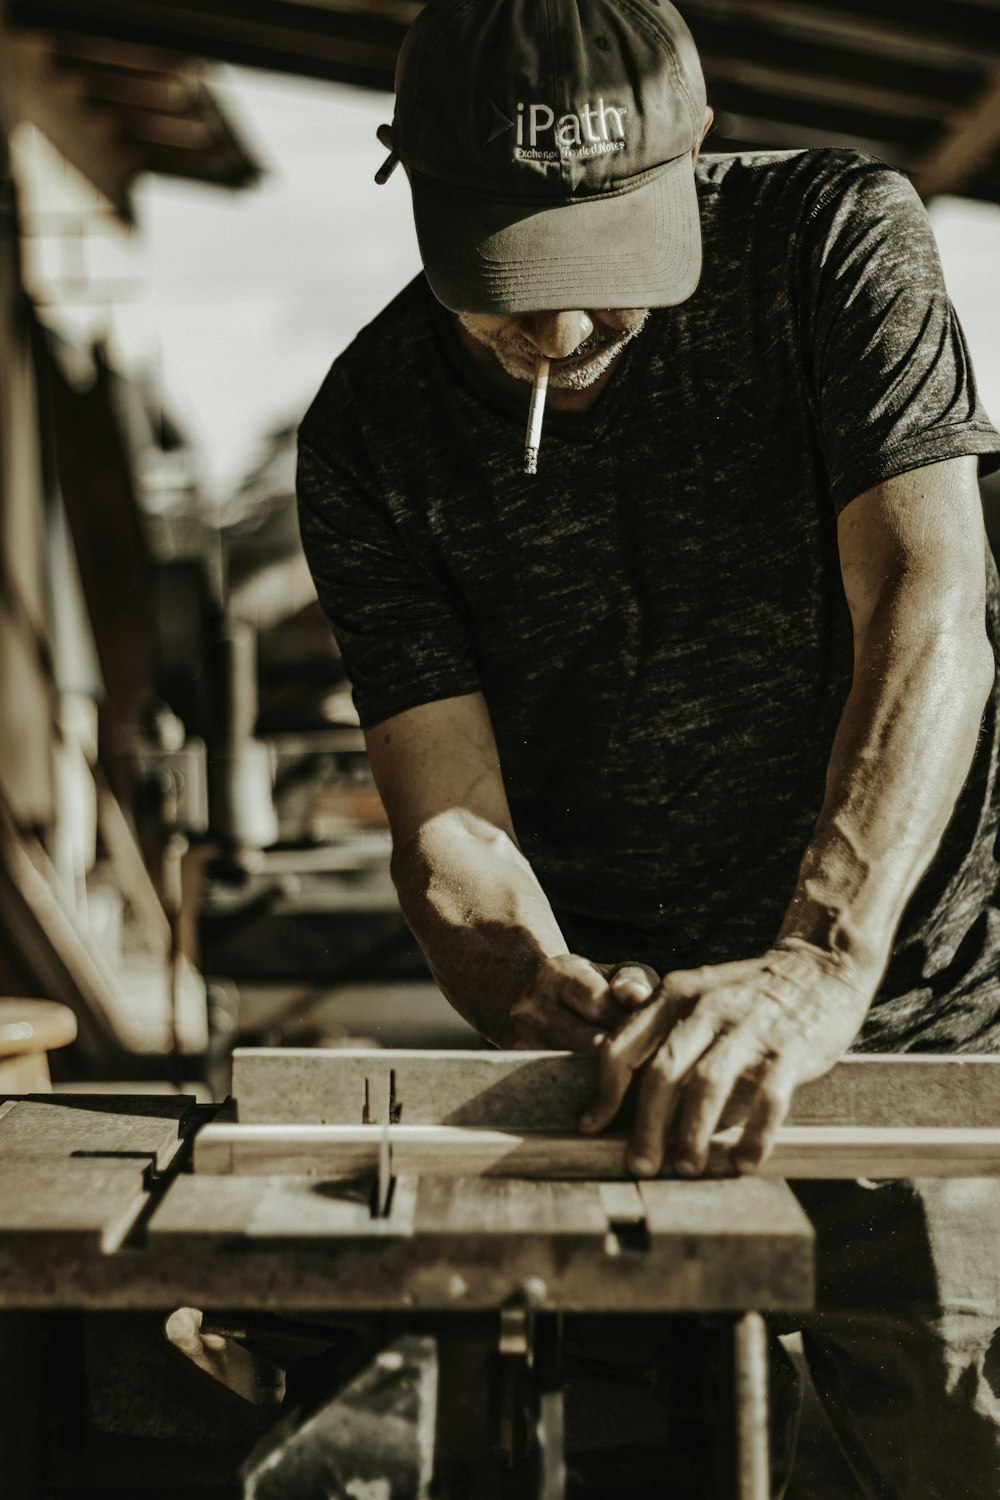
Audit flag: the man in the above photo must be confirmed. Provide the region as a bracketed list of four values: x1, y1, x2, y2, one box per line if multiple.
[297, 0, 1000, 1491]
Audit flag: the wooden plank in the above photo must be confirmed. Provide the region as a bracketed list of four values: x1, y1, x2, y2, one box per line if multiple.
[717, 1124, 1000, 1179]
[133, 1171, 813, 1314]
[414, 1177, 608, 1237]
[775, 1055, 1000, 1128]
[599, 1181, 646, 1224]
[193, 1121, 1000, 1180]
[0, 1095, 196, 1170]
[232, 1048, 597, 1127]
[195, 1122, 629, 1177]
[151, 1169, 417, 1241]
[0, 1157, 148, 1252]
[231, 1049, 1000, 1130]
[639, 1177, 822, 1237]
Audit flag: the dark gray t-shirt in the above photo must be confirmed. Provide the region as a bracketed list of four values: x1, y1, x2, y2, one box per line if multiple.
[298, 149, 1000, 1052]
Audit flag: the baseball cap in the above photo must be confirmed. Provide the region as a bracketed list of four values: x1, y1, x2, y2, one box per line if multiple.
[389, 0, 708, 314]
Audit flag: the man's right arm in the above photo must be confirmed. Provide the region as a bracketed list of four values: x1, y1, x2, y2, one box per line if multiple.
[366, 692, 654, 1048]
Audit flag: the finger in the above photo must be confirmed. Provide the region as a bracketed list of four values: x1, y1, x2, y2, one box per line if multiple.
[732, 1057, 798, 1171]
[583, 976, 707, 1137]
[510, 997, 605, 1054]
[625, 1048, 684, 1175]
[654, 959, 764, 1003]
[625, 1009, 722, 1173]
[670, 1034, 761, 1176]
[671, 960, 773, 996]
[541, 955, 622, 1027]
[579, 1031, 633, 1133]
[608, 962, 659, 1008]
[601, 971, 707, 1071]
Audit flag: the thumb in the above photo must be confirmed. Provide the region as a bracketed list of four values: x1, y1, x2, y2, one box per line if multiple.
[608, 961, 659, 1007]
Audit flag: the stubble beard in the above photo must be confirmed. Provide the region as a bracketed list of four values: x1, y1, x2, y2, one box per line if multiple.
[457, 312, 649, 391]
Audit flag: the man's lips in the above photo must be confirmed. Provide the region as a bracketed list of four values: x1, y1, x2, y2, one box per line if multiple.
[500, 342, 617, 367]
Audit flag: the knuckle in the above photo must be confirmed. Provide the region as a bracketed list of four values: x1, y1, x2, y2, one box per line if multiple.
[760, 1075, 793, 1113]
[541, 955, 574, 986]
[648, 1047, 681, 1084]
[691, 1056, 730, 1094]
[673, 965, 713, 991]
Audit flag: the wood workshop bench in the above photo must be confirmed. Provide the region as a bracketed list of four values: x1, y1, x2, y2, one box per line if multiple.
[2, 1049, 999, 1499]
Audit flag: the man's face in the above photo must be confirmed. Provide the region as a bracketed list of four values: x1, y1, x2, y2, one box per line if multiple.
[456, 307, 649, 391]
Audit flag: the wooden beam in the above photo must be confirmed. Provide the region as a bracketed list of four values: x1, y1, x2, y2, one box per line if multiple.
[48, 344, 159, 777]
[231, 1047, 1000, 1130]
[706, 77, 932, 149]
[913, 70, 1000, 198]
[805, 0, 1000, 54]
[705, 57, 951, 123]
[1, 30, 138, 220]
[192, 1120, 1000, 1180]
[6, 0, 412, 87]
[94, 771, 171, 956]
[697, 0, 1000, 69]
[707, 116, 917, 173]
[686, 12, 984, 103]
[0, 797, 125, 1060]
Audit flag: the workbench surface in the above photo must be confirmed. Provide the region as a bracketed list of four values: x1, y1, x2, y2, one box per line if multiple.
[2, 1049, 998, 1314]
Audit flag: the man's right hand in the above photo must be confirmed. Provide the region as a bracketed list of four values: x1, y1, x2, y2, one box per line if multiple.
[508, 954, 659, 1051]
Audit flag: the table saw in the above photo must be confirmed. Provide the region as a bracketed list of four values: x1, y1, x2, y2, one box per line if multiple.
[2, 1048, 999, 1499]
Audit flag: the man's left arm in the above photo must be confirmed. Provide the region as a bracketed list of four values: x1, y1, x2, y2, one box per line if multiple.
[583, 454, 995, 1175]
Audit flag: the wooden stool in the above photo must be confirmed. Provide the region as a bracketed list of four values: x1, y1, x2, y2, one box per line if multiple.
[0, 1000, 78, 1093]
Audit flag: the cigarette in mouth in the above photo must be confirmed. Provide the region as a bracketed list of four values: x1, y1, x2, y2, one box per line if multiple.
[523, 356, 550, 475]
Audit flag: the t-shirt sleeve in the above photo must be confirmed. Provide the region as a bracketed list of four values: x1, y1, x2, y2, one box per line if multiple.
[801, 157, 1000, 513]
[296, 414, 481, 729]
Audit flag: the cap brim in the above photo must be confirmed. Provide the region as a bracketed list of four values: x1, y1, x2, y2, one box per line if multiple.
[411, 152, 702, 314]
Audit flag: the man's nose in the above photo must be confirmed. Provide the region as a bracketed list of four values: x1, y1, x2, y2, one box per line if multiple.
[521, 311, 594, 358]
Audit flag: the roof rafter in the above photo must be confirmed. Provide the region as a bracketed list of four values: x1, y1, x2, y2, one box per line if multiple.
[913, 70, 1000, 198]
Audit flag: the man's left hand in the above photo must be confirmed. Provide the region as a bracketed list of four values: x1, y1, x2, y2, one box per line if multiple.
[580, 942, 875, 1175]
